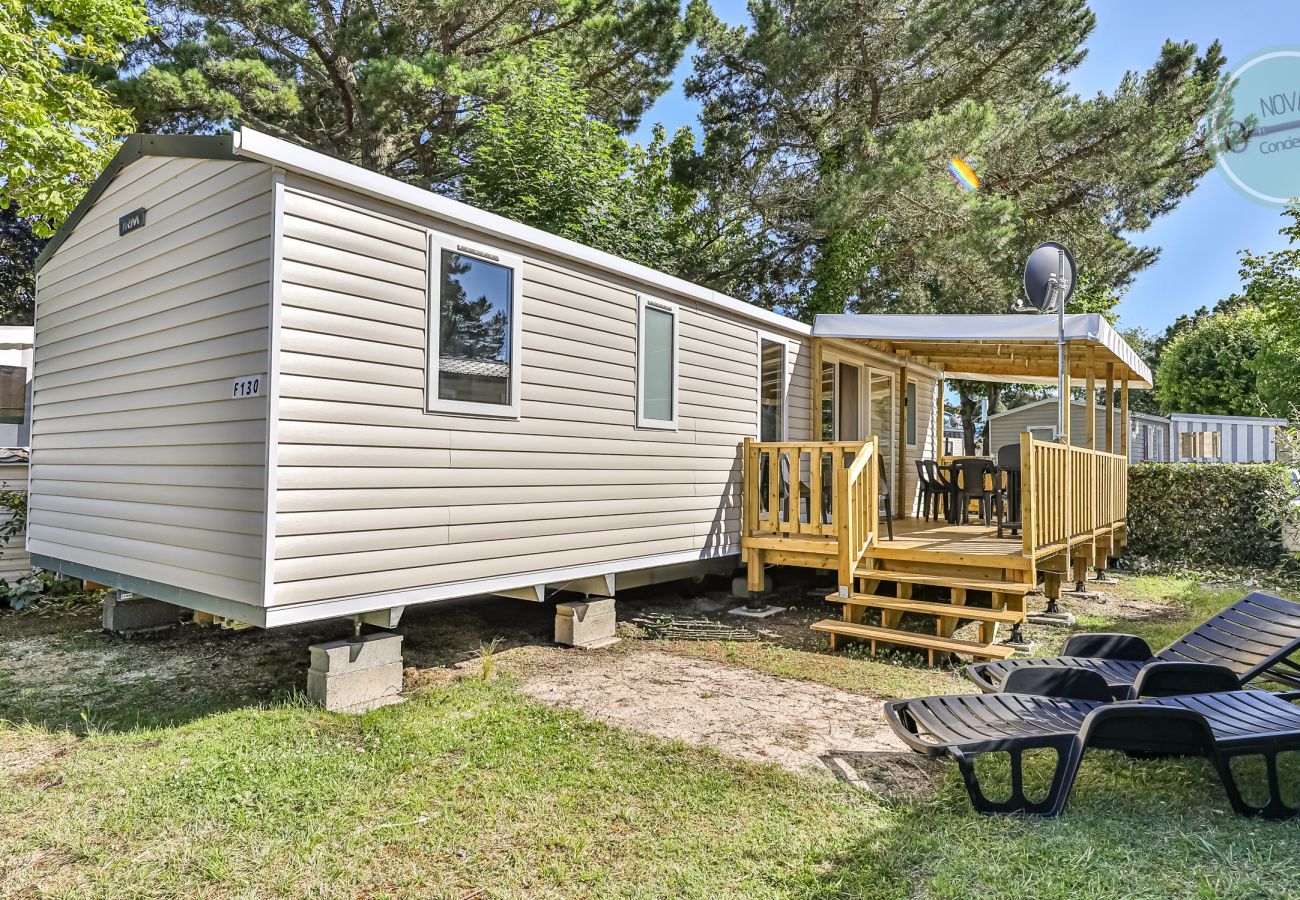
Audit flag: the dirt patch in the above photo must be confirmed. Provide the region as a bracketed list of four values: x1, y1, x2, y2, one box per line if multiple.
[501, 645, 909, 781]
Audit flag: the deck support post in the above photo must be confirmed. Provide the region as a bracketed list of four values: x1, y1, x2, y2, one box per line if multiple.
[897, 372, 908, 518]
[935, 376, 945, 460]
[1043, 571, 1062, 614]
[1119, 380, 1130, 460]
[1104, 363, 1115, 454]
[1092, 533, 1117, 584]
[745, 548, 766, 598]
[1085, 350, 1097, 451]
[1071, 546, 1090, 593]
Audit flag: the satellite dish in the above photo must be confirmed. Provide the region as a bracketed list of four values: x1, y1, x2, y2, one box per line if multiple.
[1021, 242, 1076, 312]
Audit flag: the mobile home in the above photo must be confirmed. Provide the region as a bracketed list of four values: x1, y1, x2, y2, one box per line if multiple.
[1169, 413, 1288, 463]
[986, 398, 1172, 463]
[31, 130, 1152, 685]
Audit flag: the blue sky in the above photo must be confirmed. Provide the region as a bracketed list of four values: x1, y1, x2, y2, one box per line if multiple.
[630, 0, 1298, 336]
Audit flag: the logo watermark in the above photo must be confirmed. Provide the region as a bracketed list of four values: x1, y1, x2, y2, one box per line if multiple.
[1208, 46, 1300, 206]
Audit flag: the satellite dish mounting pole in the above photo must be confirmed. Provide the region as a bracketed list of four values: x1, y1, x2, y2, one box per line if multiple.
[1054, 248, 1067, 440]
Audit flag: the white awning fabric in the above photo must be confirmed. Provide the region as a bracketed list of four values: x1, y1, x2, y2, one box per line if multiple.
[812, 313, 1153, 388]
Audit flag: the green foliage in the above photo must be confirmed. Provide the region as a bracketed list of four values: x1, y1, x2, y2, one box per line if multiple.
[1154, 306, 1279, 416]
[117, 0, 703, 178]
[1243, 206, 1300, 417]
[684, 0, 1226, 316]
[1117, 325, 1165, 415]
[0, 573, 43, 611]
[0, 484, 25, 545]
[0, 206, 43, 325]
[457, 49, 760, 278]
[0, 0, 148, 235]
[1126, 463, 1299, 569]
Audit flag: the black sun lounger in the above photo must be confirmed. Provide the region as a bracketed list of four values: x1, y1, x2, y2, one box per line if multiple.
[966, 592, 1300, 698]
[886, 664, 1300, 818]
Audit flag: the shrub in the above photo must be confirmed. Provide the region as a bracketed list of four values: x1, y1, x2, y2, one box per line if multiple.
[1126, 462, 1299, 569]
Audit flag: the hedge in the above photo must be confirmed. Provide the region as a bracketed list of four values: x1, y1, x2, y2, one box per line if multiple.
[1125, 462, 1299, 569]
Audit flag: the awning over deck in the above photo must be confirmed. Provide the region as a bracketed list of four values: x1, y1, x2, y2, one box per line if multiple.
[812, 314, 1153, 389]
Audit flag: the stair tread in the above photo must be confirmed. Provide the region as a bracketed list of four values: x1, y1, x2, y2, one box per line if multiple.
[855, 569, 1032, 595]
[824, 593, 1026, 624]
[810, 620, 1017, 659]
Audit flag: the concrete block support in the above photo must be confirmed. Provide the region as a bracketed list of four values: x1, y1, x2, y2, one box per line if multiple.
[102, 591, 181, 633]
[555, 597, 618, 649]
[307, 633, 405, 713]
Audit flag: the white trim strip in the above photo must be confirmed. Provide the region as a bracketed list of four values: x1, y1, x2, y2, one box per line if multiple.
[261, 170, 286, 604]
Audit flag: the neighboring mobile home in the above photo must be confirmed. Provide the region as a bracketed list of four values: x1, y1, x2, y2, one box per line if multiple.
[986, 399, 1171, 464]
[30, 129, 1152, 678]
[1169, 413, 1288, 463]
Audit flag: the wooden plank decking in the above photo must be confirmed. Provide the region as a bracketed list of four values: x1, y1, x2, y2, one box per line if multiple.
[742, 436, 1128, 665]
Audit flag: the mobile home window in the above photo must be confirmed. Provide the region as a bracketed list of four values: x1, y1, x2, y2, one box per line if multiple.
[759, 338, 786, 441]
[637, 296, 678, 429]
[1027, 425, 1056, 442]
[905, 380, 918, 446]
[0, 367, 24, 424]
[427, 235, 523, 418]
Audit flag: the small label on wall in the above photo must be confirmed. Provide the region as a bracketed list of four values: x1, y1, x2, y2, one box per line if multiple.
[230, 374, 265, 399]
[119, 207, 147, 236]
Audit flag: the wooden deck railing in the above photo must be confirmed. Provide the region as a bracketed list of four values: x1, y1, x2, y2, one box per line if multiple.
[835, 438, 879, 593]
[741, 438, 878, 591]
[742, 440, 871, 537]
[1020, 433, 1127, 556]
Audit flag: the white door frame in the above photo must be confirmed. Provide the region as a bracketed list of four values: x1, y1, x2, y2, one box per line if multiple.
[821, 350, 897, 489]
[755, 330, 791, 441]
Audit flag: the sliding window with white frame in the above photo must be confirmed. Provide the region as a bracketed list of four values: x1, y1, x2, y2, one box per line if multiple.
[426, 231, 524, 418]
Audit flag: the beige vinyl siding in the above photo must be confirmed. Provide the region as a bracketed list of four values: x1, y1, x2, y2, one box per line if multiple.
[271, 175, 795, 606]
[29, 157, 274, 605]
[900, 372, 938, 515]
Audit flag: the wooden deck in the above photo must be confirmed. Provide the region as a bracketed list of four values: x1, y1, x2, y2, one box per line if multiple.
[871, 519, 1034, 568]
[741, 435, 1128, 664]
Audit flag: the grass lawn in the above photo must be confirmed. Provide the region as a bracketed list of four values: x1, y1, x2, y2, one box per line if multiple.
[3, 572, 1300, 898]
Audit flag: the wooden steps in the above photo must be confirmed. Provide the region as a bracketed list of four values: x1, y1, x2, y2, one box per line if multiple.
[810, 620, 1017, 662]
[826, 592, 1026, 625]
[856, 569, 1031, 596]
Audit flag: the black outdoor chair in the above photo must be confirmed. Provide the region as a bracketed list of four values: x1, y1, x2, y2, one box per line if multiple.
[914, 459, 946, 521]
[952, 457, 1003, 529]
[885, 662, 1300, 818]
[966, 592, 1300, 698]
[879, 468, 893, 540]
[995, 443, 1021, 538]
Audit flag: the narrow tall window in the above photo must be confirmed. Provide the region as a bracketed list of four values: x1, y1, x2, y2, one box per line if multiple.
[820, 361, 835, 440]
[0, 367, 25, 424]
[637, 296, 678, 429]
[905, 379, 918, 446]
[759, 338, 785, 441]
[428, 236, 523, 418]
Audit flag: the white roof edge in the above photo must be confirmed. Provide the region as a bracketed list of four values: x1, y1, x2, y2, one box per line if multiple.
[986, 397, 1170, 422]
[812, 313, 1153, 388]
[232, 127, 810, 338]
[1169, 413, 1289, 425]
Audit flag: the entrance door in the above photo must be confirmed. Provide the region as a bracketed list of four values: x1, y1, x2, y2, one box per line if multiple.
[821, 357, 897, 514]
[869, 370, 896, 495]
